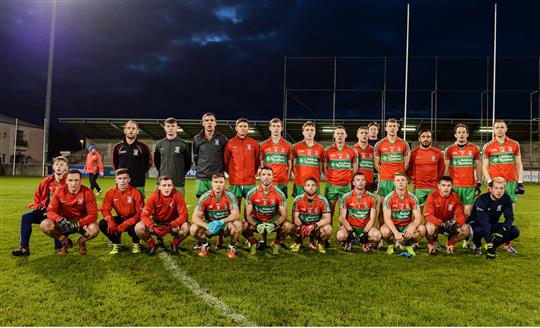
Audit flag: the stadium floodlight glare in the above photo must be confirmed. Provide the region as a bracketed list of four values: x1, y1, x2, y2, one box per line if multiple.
[248, 128, 256, 134]
[321, 127, 334, 133]
[479, 126, 493, 133]
[176, 128, 184, 132]
[401, 125, 416, 132]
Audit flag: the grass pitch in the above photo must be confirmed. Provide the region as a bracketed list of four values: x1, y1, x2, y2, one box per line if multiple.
[1, 176, 539, 326]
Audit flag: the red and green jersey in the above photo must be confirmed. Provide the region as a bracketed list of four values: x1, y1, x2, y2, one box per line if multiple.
[375, 137, 410, 180]
[292, 193, 330, 224]
[444, 142, 480, 187]
[195, 190, 238, 222]
[340, 189, 377, 228]
[353, 143, 374, 184]
[246, 184, 286, 222]
[292, 141, 325, 186]
[325, 144, 358, 186]
[407, 146, 445, 189]
[482, 137, 521, 182]
[383, 190, 420, 227]
[260, 137, 292, 184]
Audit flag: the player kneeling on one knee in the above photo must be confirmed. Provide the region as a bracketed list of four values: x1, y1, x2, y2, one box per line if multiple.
[40, 169, 99, 255]
[244, 166, 292, 255]
[190, 173, 243, 259]
[424, 176, 470, 255]
[135, 176, 189, 254]
[466, 177, 520, 259]
[380, 172, 426, 256]
[336, 172, 381, 252]
[291, 177, 332, 254]
[99, 169, 144, 255]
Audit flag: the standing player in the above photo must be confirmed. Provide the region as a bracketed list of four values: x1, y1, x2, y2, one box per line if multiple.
[192, 112, 228, 199]
[444, 123, 482, 218]
[367, 121, 380, 147]
[112, 120, 153, 197]
[244, 167, 292, 255]
[260, 118, 292, 196]
[424, 176, 468, 255]
[99, 169, 144, 255]
[135, 176, 190, 254]
[224, 118, 260, 212]
[466, 177, 521, 259]
[337, 172, 381, 252]
[40, 170, 99, 255]
[154, 117, 192, 196]
[291, 177, 332, 254]
[374, 118, 410, 224]
[380, 172, 425, 256]
[12, 156, 68, 256]
[353, 126, 375, 192]
[324, 125, 358, 220]
[407, 129, 444, 208]
[84, 144, 104, 195]
[190, 173, 243, 258]
[291, 121, 325, 197]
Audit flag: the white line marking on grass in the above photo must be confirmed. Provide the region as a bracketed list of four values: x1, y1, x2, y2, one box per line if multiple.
[159, 252, 256, 326]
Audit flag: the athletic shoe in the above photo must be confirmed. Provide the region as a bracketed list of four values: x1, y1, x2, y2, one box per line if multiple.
[249, 243, 257, 255]
[386, 244, 395, 255]
[343, 242, 352, 252]
[504, 244, 518, 254]
[78, 237, 88, 255]
[171, 237, 182, 254]
[446, 241, 456, 255]
[156, 236, 165, 248]
[147, 238, 158, 255]
[272, 243, 280, 255]
[256, 240, 267, 250]
[57, 238, 70, 256]
[290, 242, 301, 252]
[397, 250, 413, 258]
[227, 245, 236, 259]
[309, 241, 317, 251]
[109, 244, 120, 255]
[471, 244, 482, 255]
[215, 235, 223, 249]
[317, 243, 326, 254]
[193, 241, 202, 250]
[324, 240, 330, 248]
[279, 242, 289, 250]
[12, 245, 30, 256]
[131, 243, 142, 254]
[405, 246, 416, 257]
[67, 238, 73, 249]
[198, 242, 209, 257]
[462, 240, 470, 249]
[427, 241, 437, 255]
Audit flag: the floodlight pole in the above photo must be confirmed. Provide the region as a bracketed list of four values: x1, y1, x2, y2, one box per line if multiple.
[282, 56, 288, 140]
[491, 3, 497, 139]
[530, 91, 538, 171]
[403, 3, 410, 141]
[332, 56, 337, 127]
[43, 0, 57, 176]
[381, 56, 387, 127]
[12, 119, 18, 176]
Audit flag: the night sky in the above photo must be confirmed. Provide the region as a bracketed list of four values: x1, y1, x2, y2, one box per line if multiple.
[1, 0, 539, 128]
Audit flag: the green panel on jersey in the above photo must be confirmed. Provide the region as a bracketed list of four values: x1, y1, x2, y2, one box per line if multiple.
[381, 152, 404, 163]
[264, 153, 288, 164]
[391, 209, 412, 221]
[347, 208, 370, 219]
[328, 159, 352, 170]
[449, 157, 475, 167]
[296, 155, 320, 167]
[488, 153, 515, 165]
[358, 158, 374, 169]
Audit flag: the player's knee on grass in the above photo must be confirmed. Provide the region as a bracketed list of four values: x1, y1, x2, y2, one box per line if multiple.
[413, 224, 426, 241]
[425, 222, 438, 239]
[280, 221, 293, 235]
[83, 222, 100, 239]
[380, 224, 392, 240]
[464, 205, 473, 218]
[454, 223, 470, 241]
[319, 224, 332, 240]
[134, 221, 149, 238]
[173, 222, 190, 238]
[336, 227, 349, 242]
[39, 218, 56, 235]
[368, 227, 382, 242]
[228, 220, 243, 235]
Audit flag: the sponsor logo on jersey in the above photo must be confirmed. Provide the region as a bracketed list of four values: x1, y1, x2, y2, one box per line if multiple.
[127, 196, 132, 204]
[175, 146, 180, 153]
[133, 149, 139, 156]
[77, 197, 83, 205]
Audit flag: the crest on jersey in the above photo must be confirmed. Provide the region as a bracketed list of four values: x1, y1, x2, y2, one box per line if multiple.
[214, 139, 219, 145]
[448, 204, 453, 211]
[497, 205, 502, 211]
[133, 149, 139, 156]
[77, 197, 83, 205]
[432, 155, 436, 161]
[127, 196, 132, 204]
[169, 202, 174, 208]
[175, 146, 180, 153]
[247, 144, 252, 150]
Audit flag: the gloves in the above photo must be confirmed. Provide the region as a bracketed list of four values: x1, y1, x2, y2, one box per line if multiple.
[154, 225, 171, 237]
[491, 226, 509, 245]
[300, 224, 319, 238]
[117, 222, 129, 233]
[357, 231, 369, 244]
[474, 183, 482, 197]
[107, 219, 118, 234]
[441, 221, 459, 237]
[208, 219, 226, 235]
[515, 183, 525, 195]
[58, 217, 78, 235]
[486, 245, 496, 259]
[256, 222, 277, 234]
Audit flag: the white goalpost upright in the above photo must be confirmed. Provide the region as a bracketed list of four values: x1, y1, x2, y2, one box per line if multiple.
[491, 3, 498, 139]
[403, 3, 410, 141]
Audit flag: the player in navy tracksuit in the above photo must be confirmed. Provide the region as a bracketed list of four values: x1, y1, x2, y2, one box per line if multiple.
[467, 177, 520, 259]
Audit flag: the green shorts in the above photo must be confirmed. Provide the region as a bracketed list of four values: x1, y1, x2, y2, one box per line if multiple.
[377, 179, 395, 198]
[414, 188, 434, 206]
[395, 225, 408, 233]
[325, 183, 352, 201]
[505, 181, 517, 204]
[352, 227, 366, 234]
[230, 184, 256, 199]
[195, 179, 212, 198]
[453, 187, 475, 205]
[274, 184, 288, 198]
[292, 185, 321, 198]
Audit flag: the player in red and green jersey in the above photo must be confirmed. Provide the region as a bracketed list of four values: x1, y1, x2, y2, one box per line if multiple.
[291, 177, 332, 254]
[324, 125, 358, 220]
[444, 123, 482, 217]
[407, 129, 445, 207]
[190, 173, 243, 259]
[354, 126, 375, 191]
[337, 172, 381, 252]
[291, 121, 325, 197]
[482, 120, 524, 204]
[244, 167, 292, 255]
[260, 118, 292, 197]
[380, 172, 425, 256]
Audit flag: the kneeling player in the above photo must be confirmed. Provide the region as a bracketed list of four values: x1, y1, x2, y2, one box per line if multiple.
[291, 177, 332, 253]
[380, 172, 426, 256]
[244, 166, 292, 255]
[336, 172, 381, 252]
[135, 176, 190, 254]
[424, 176, 468, 255]
[40, 170, 99, 255]
[190, 173, 243, 258]
[466, 177, 520, 259]
[99, 169, 144, 254]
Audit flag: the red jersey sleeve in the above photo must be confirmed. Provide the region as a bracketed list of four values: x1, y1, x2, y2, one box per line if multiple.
[30, 177, 50, 210]
[453, 193, 466, 225]
[171, 192, 188, 227]
[437, 150, 445, 178]
[97, 152, 104, 174]
[424, 193, 442, 226]
[123, 189, 144, 226]
[78, 189, 98, 227]
[101, 189, 115, 220]
[223, 143, 232, 173]
[46, 189, 62, 222]
[141, 193, 157, 229]
[407, 148, 417, 180]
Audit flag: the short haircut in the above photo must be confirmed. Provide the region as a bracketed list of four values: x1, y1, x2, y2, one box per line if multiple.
[393, 171, 407, 179]
[386, 118, 399, 126]
[491, 176, 507, 186]
[269, 118, 282, 126]
[417, 129, 432, 138]
[302, 121, 316, 130]
[124, 120, 139, 129]
[353, 172, 365, 179]
[67, 169, 82, 178]
[334, 125, 346, 132]
[164, 117, 177, 125]
[357, 126, 369, 133]
[115, 168, 130, 176]
[454, 123, 469, 134]
[304, 176, 317, 184]
[212, 173, 225, 180]
[236, 118, 249, 126]
[157, 175, 173, 184]
[53, 156, 68, 164]
[494, 119, 507, 126]
[202, 112, 215, 120]
[260, 166, 273, 173]
[368, 122, 380, 129]
[438, 175, 453, 183]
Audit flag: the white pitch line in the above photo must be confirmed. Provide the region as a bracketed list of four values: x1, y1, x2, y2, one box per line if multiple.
[159, 252, 256, 326]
